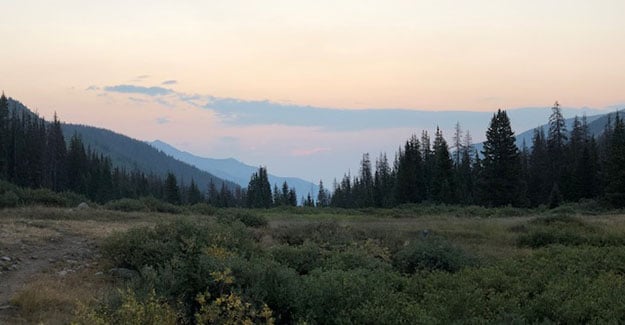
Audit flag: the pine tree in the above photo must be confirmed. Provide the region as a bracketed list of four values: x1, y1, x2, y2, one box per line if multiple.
[0, 92, 9, 179]
[395, 135, 422, 204]
[431, 127, 454, 203]
[528, 128, 549, 206]
[246, 167, 272, 208]
[547, 101, 568, 191]
[317, 180, 329, 207]
[605, 113, 625, 206]
[187, 179, 203, 205]
[479, 109, 522, 207]
[44, 113, 67, 191]
[164, 172, 181, 204]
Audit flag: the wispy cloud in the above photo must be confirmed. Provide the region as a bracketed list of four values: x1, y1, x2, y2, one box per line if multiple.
[162, 80, 177, 85]
[104, 84, 173, 96]
[85, 85, 100, 91]
[128, 96, 148, 103]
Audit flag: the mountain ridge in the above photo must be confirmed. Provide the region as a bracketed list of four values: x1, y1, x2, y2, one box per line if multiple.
[149, 140, 320, 199]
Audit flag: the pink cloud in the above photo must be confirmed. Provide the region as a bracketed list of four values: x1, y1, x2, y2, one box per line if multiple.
[290, 147, 331, 157]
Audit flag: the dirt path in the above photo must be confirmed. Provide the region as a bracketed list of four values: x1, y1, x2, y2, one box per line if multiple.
[0, 220, 99, 323]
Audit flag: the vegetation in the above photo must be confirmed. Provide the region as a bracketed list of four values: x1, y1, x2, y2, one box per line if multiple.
[58, 206, 625, 324]
[329, 103, 625, 209]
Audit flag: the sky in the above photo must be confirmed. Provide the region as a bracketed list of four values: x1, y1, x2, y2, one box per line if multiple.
[2, 1, 625, 184]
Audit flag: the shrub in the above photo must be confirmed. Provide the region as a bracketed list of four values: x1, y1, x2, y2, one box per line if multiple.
[392, 237, 476, 273]
[21, 188, 69, 207]
[188, 203, 217, 216]
[105, 198, 148, 212]
[140, 196, 182, 214]
[0, 190, 19, 208]
[217, 210, 268, 228]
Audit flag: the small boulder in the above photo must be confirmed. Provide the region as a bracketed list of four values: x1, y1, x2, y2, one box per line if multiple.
[77, 202, 89, 210]
[1, 256, 11, 262]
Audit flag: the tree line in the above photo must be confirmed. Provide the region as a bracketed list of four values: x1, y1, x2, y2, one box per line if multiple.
[324, 102, 625, 208]
[0, 93, 246, 206]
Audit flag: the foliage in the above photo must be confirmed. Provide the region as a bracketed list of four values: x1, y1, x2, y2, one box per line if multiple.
[217, 210, 269, 228]
[105, 198, 148, 212]
[392, 237, 476, 273]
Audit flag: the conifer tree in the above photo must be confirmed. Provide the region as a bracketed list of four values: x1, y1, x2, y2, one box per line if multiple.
[187, 179, 203, 205]
[431, 127, 454, 203]
[605, 113, 625, 206]
[479, 109, 521, 206]
[317, 180, 329, 207]
[164, 172, 181, 204]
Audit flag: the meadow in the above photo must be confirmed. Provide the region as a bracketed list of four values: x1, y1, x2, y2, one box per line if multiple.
[1, 203, 625, 324]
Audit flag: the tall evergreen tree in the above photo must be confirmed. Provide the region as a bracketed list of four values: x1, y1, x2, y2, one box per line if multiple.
[0, 92, 9, 179]
[431, 127, 454, 203]
[164, 172, 181, 204]
[547, 101, 568, 190]
[44, 113, 67, 191]
[187, 179, 203, 205]
[395, 135, 422, 204]
[605, 113, 625, 206]
[317, 180, 329, 207]
[479, 109, 521, 207]
[246, 166, 272, 208]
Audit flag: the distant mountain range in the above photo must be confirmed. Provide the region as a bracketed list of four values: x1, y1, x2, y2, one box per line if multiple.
[7, 97, 237, 192]
[149, 140, 320, 199]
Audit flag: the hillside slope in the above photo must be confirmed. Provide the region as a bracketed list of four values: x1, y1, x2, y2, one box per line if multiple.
[149, 140, 320, 198]
[7, 97, 236, 192]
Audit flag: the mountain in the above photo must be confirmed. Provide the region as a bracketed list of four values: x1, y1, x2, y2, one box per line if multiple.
[149, 140, 320, 199]
[7, 97, 237, 192]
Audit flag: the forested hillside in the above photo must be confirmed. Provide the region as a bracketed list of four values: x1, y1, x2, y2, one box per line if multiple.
[0, 94, 241, 205]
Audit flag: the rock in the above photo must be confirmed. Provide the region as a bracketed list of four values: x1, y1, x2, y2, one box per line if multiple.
[109, 267, 138, 279]
[58, 270, 68, 277]
[30, 256, 37, 260]
[1, 256, 11, 262]
[77, 202, 89, 210]
[11, 264, 18, 270]
[95, 271, 103, 276]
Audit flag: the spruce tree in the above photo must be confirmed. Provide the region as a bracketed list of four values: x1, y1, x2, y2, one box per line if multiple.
[164, 172, 181, 204]
[431, 127, 454, 203]
[605, 113, 625, 206]
[187, 179, 203, 205]
[479, 109, 522, 207]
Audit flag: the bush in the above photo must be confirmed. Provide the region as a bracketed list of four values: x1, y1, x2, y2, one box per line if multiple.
[188, 203, 217, 216]
[139, 196, 182, 214]
[105, 198, 148, 212]
[392, 237, 476, 273]
[0, 190, 19, 208]
[21, 188, 69, 207]
[217, 210, 268, 228]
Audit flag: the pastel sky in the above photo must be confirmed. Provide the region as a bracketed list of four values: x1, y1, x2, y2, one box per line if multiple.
[2, 1, 625, 184]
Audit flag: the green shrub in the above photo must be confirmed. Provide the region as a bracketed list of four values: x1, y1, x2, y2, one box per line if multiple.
[139, 196, 182, 214]
[392, 237, 476, 273]
[21, 188, 69, 207]
[0, 190, 19, 208]
[516, 215, 625, 248]
[188, 203, 217, 216]
[105, 198, 148, 212]
[217, 210, 268, 228]
[269, 242, 323, 275]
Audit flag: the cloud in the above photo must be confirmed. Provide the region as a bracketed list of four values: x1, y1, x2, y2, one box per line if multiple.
[128, 97, 148, 103]
[104, 84, 173, 96]
[290, 147, 331, 157]
[156, 117, 170, 124]
[85, 85, 100, 91]
[162, 80, 177, 85]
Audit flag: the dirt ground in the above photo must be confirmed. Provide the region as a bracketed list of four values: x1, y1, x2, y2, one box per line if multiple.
[0, 207, 155, 324]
